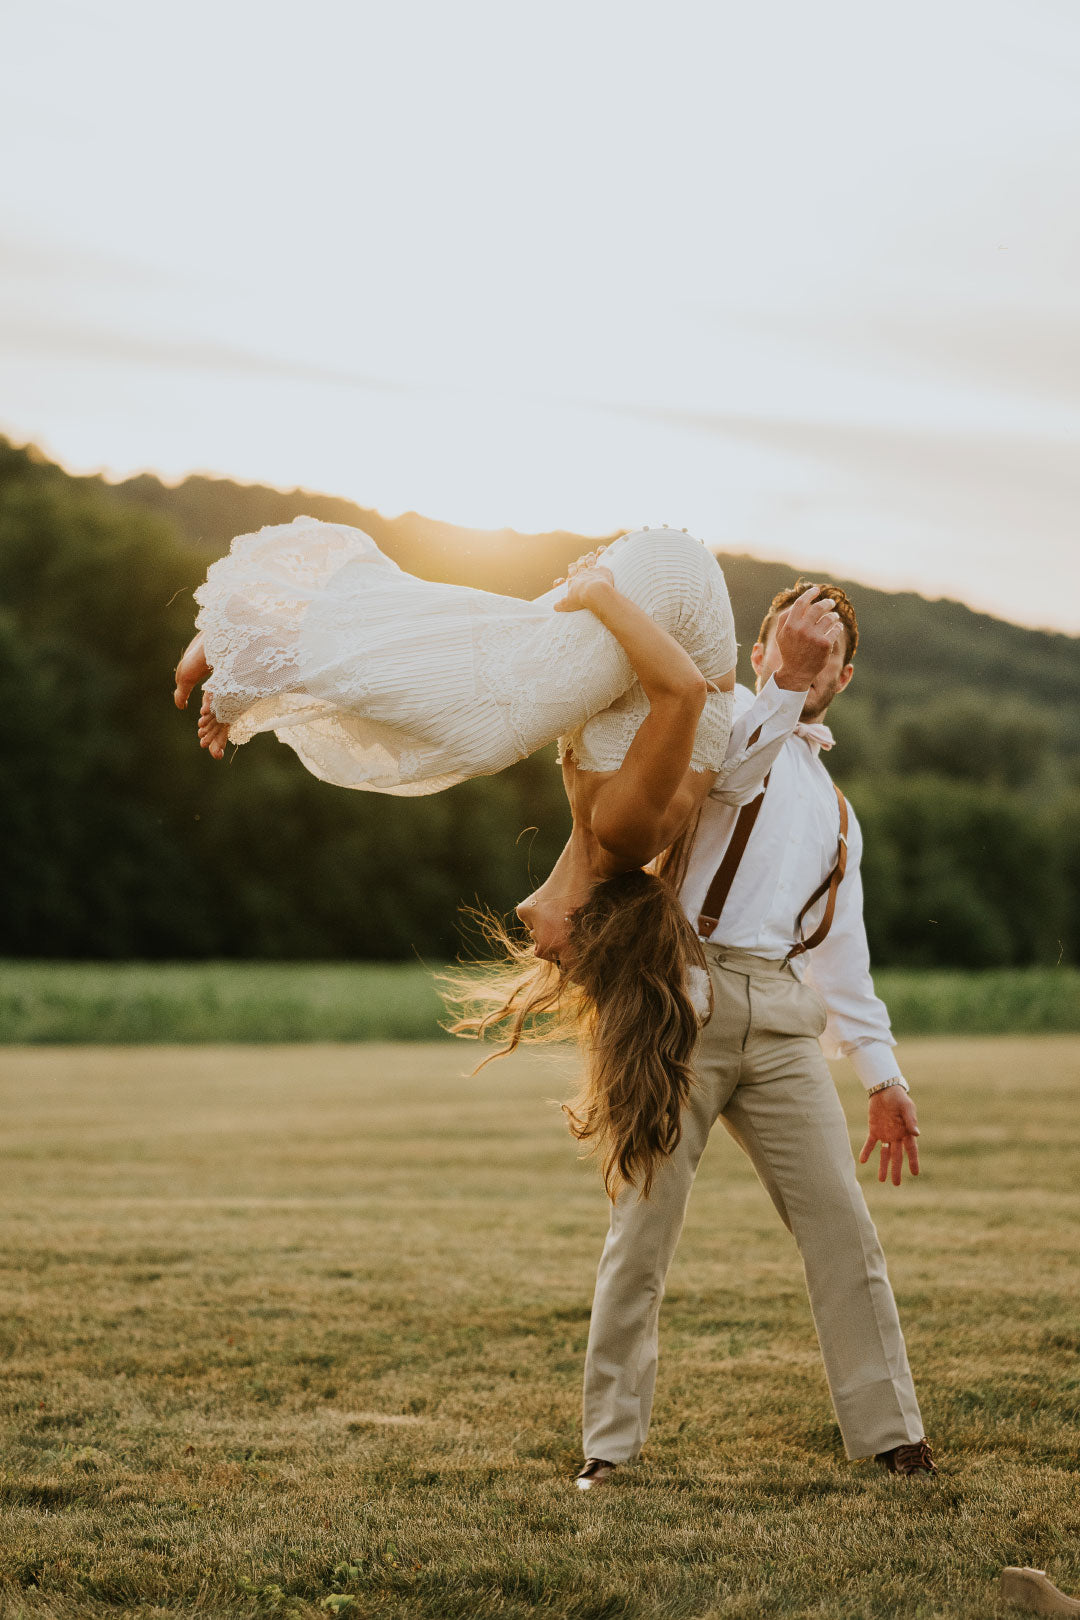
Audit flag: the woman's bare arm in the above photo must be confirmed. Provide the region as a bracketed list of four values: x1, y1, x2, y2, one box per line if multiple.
[587, 701, 718, 869]
[555, 567, 714, 704]
[555, 568, 732, 868]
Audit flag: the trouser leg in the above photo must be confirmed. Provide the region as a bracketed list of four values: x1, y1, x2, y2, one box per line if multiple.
[581, 1075, 714, 1462]
[581, 962, 747, 1463]
[721, 1010, 924, 1459]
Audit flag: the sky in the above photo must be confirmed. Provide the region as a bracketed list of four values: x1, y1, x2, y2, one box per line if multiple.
[3, 0, 1079, 631]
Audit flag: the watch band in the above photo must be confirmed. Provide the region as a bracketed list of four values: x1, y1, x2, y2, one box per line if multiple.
[866, 1076, 910, 1097]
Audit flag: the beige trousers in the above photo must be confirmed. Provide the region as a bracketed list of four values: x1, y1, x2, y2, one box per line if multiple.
[582, 943, 924, 1463]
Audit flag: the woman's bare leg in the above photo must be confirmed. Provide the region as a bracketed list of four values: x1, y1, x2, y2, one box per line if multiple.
[197, 690, 230, 759]
[174, 633, 210, 709]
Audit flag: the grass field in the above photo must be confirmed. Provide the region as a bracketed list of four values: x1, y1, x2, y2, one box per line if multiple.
[1, 1037, 1078, 1619]
[1, 961, 1079, 1043]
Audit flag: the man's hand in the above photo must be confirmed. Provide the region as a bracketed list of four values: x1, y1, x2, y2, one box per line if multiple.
[773, 585, 844, 690]
[860, 1089, 921, 1186]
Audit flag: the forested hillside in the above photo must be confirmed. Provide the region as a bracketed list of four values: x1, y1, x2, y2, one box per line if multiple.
[75, 451, 1080, 750]
[2, 435, 1077, 966]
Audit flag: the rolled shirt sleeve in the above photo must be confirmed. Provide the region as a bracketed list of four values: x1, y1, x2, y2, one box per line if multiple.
[802, 811, 906, 1092]
[710, 677, 808, 807]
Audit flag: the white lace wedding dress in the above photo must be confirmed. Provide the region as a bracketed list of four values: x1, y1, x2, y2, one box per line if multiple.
[194, 521, 737, 795]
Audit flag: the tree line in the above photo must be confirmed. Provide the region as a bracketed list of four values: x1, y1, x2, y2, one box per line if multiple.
[2, 436, 1077, 968]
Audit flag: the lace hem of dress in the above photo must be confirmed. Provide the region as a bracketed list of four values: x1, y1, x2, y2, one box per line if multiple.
[194, 517, 385, 729]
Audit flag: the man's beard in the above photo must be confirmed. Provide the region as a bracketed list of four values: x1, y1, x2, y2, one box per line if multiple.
[801, 678, 844, 723]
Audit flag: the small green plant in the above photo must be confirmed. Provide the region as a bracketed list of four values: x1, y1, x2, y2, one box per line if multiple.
[238, 1577, 303, 1615]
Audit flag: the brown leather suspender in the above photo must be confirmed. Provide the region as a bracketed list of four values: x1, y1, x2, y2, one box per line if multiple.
[696, 771, 849, 957]
[697, 777, 770, 938]
[786, 782, 848, 960]
[697, 723, 767, 940]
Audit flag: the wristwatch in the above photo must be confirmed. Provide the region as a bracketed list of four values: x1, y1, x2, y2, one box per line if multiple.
[867, 1076, 910, 1097]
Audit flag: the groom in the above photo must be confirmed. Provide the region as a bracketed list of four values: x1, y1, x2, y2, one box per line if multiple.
[576, 581, 935, 1487]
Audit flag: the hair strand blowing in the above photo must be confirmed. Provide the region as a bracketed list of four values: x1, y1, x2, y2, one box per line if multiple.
[441, 869, 706, 1201]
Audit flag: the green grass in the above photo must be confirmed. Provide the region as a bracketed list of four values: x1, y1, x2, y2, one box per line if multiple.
[1, 961, 1079, 1043]
[0, 962, 446, 1044]
[874, 966, 1080, 1036]
[0, 1036, 1078, 1618]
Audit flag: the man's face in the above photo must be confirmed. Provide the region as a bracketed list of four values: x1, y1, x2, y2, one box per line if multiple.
[752, 626, 854, 721]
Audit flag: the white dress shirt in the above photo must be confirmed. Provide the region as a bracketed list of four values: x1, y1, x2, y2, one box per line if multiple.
[685, 678, 903, 1092]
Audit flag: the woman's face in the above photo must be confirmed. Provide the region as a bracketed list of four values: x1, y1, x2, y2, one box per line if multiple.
[515, 892, 572, 966]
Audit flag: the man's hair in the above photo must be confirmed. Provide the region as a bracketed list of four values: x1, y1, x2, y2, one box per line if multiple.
[758, 580, 859, 664]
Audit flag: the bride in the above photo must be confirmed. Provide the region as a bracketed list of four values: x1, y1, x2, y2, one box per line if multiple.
[173, 520, 737, 1196]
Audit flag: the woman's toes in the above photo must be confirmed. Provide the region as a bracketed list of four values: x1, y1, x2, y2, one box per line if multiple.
[174, 635, 210, 710]
[198, 718, 229, 759]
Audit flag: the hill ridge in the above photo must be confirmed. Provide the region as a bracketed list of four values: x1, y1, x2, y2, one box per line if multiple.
[30, 441, 1075, 649]
[3, 436, 1078, 712]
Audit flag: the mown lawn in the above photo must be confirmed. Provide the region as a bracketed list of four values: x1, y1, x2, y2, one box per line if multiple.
[0, 1036, 1078, 1619]
[1, 961, 1078, 1042]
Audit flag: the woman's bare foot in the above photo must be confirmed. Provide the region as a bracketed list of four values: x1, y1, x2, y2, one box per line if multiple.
[197, 689, 230, 759]
[174, 633, 210, 710]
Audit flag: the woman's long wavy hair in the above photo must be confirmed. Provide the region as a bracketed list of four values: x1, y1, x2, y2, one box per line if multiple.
[441, 848, 706, 1201]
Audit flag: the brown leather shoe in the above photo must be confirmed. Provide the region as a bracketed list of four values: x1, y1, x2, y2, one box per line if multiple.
[875, 1437, 937, 1476]
[575, 1457, 617, 1491]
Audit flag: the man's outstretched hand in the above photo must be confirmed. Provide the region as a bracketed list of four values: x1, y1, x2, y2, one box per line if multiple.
[860, 1088, 921, 1186]
[774, 585, 844, 690]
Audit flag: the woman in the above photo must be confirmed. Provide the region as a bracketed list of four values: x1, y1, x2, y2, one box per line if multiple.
[174, 519, 737, 1196]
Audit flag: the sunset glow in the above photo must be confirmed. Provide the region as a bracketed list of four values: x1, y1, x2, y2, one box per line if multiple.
[4, 0, 1079, 629]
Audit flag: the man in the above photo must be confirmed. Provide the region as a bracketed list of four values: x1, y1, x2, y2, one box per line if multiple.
[576, 581, 935, 1489]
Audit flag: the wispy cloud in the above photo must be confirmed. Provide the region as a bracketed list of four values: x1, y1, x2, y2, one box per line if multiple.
[739, 307, 1080, 415]
[598, 398, 1079, 526]
[0, 315, 412, 395]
